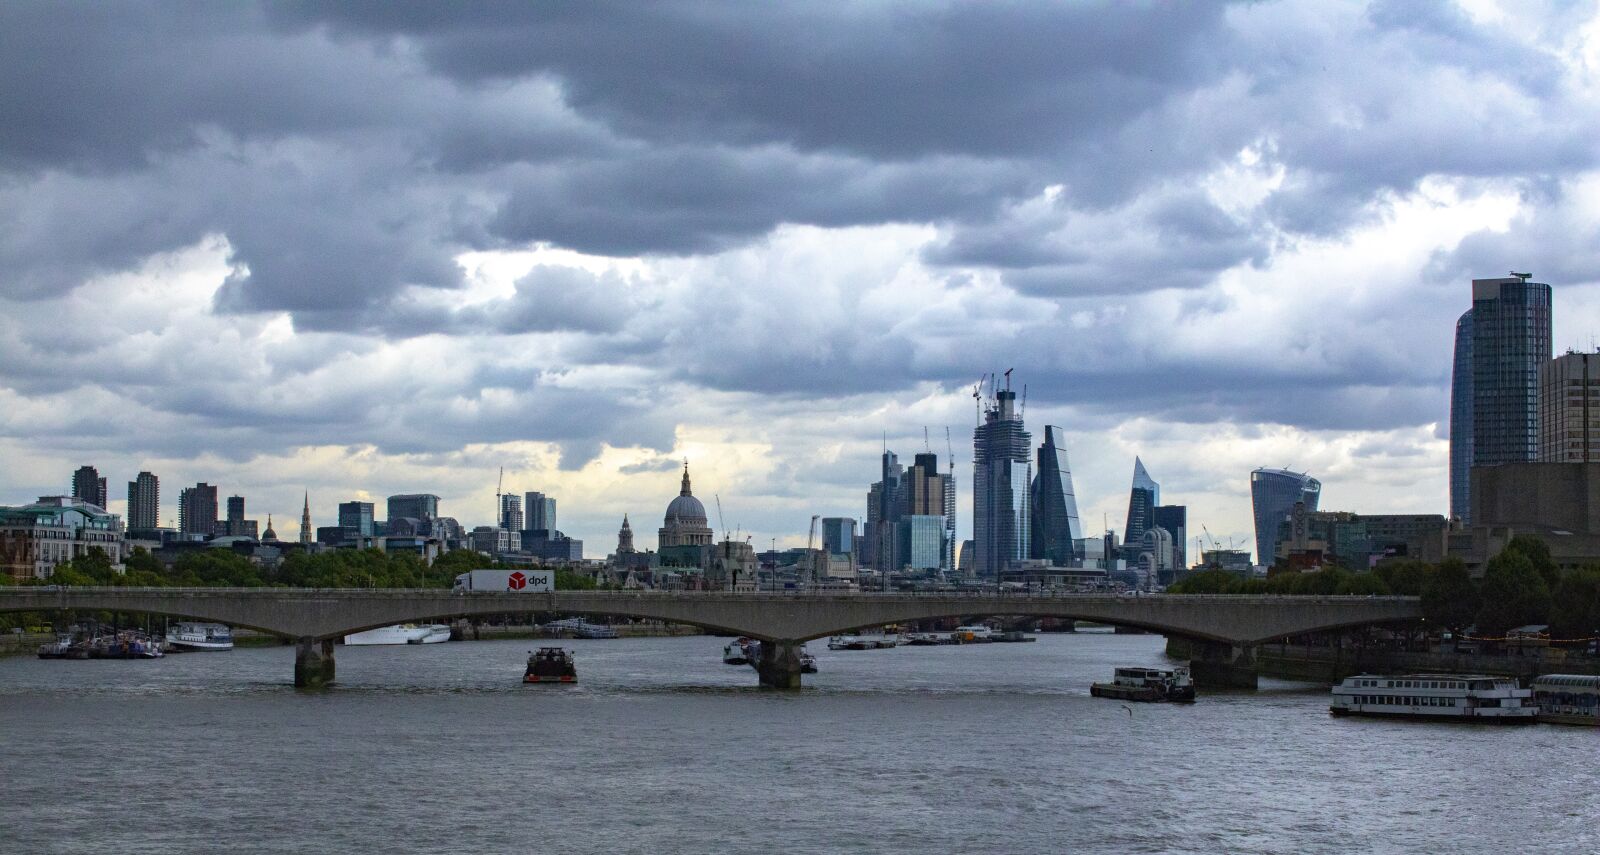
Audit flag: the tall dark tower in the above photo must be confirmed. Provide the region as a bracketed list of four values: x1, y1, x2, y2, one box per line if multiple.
[72, 465, 108, 509]
[617, 514, 635, 554]
[1469, 273, 1553, 469]
[972, 372, 1031, 577]
[1030, 426, 1083, 566]
[127, 471, 159, 530]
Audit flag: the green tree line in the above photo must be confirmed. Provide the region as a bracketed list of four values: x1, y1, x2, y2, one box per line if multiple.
[1169, 535, 1600, 640]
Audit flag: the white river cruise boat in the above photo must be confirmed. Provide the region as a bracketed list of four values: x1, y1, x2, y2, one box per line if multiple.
[165, 622, 234, 651]
[1329, 674, 1536, 723]
[344, 625, 450, 646]
[1531, 674, 1600, 726]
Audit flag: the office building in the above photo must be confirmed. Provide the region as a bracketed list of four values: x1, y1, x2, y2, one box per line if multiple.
[1449, 309, 1474, 520]
[127, 471, 159, 531]
[898, 514, 946, 571]
[1030, 426, 1083, 566]
[972, 377, 1031, 576]
[72, 465, 108, 510]
[820, 518, 856, 555]
[1153, 504, 1187, 571]
[1539, 351, 1600, 463]
[1123, 458, 1159, 549]
[868, 450, 905, 573]
[525, 492, 557, 534]
[0, 496, 125, 580]
[387, 494, 440, 524]
[1250, 468, 1320, 566]
[338, 501, 375, 537]
[1471, 274, 1553, 465]
[178, 483, 219, 537]
[904, 452, 954, 571]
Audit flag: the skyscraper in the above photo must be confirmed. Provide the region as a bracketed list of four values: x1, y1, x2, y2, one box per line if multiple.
[820, 517, 857, 555]
[338, 501, 375, 536]
[973, 377, 1031, 576]
[1449, 309, 1474, 521]
[1153, 504, 1187, 572]
[1030, 426, 1082, 566]
[178, 483, 219, 536]
[127, 471, 159, 531]
[499, 493, 524, 533]
[72, 465, 108, 510]
[904, 452, 954, 571]
[869, 450, 905, 572]
[1470, 274, 1553, 458]
[1538, 351, 1600, 463]
[1123, 457, 1159, 548]
[525, 492, 557, 533]
[226, 495, 246, 536]
[1250, 468, 1321, 566]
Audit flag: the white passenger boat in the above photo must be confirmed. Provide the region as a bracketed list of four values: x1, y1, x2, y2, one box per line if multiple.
[408, 625, 452, 644]
[827, 634, 900, 650]
[165, 622, 234, 651]
[1329, 674, 1537, 722]
[1531, 674, 1600, 726]
[344, 625, 432, 645]
[952, 625, 995, 643]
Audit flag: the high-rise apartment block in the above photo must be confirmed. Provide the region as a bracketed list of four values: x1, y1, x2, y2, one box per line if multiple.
[179, 483, 219, 536]
[499, 493, 523, 533]
[972, 377, 1031, 576]
[72, 465, 108, 510]
[126, 471, 159, 531]
[1539, 351, 1600, 463]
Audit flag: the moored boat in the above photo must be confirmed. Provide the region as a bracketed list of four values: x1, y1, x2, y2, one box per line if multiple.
[524, 647, 577, 683]
[36, 633, 87, 659]
[1530, 674, 1600, 726]
[723, 637, 756, 665]
[90, 631, 164, 659]
[344, 625, 431, 645]
[1091, 666, 1195, 702]
[166, 622, 234, 651]
[407, 624, 452, 644]
[1329, 674, 1537, 722]
[952, 625, 995, 643]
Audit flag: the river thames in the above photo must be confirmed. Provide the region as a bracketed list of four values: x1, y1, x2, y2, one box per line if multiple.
[1, 632, 1592, 854]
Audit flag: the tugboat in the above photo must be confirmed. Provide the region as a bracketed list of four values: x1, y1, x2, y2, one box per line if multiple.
[523, 647, 577, 683]
[1090, 666, 1196, 702]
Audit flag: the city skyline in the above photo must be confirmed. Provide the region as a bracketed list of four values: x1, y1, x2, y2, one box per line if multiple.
[4, 4, 1600, 556]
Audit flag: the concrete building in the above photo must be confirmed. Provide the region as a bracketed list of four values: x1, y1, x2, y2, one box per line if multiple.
[1250, 468, 1320, 566]
[178, 483, 219, 537]
[1539, 351, 1600, 463]
[127, 471, 159, 531]
[1362, 514, 1448, 564]
[972, 376, 1031, 576]
[1450, 462, 1600, 575]
[0, 496, 126, 580]
[72, 465, 109, 510]
[1138, 526, 1173, 588]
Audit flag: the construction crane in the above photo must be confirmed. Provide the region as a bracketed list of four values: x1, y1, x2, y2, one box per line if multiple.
[945, 426, 955, 473]
[1202, 524, 1221, 551]
[971, 373, 988, 424]
[495, 467, 504, 529]
[715, 493, 727, 542]
[806, 514, 822, 582]
[1020, 383, 1027, 420]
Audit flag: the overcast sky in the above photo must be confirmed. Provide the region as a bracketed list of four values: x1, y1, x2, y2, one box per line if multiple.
[4, 1, 1600, 558]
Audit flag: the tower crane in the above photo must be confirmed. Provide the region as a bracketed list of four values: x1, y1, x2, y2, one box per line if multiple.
[715, 493, 727, 542]
[495, 467, 504, 529]
[806, 514, 822, 582]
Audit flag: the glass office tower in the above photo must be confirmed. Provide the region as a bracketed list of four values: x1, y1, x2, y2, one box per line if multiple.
[1250, 468, 1321, 566]
[1030, 426, 1083, 565]
[1449, 309, 1474, 522]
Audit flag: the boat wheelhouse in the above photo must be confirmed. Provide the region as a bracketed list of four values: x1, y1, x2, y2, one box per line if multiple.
[1531, 674, 1600, 726]
[1329, 674, 1536, 722]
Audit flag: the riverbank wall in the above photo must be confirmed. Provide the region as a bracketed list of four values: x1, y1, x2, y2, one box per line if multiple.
[1166, 638, 1600, 684]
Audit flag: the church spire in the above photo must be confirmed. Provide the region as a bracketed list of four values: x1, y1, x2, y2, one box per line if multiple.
[680, 460, 692, 496]
[299, 491, 312, 545]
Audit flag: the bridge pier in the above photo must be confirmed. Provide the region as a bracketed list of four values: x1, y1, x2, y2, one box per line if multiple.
[1188, 641, 1258, 690]
[755, 640, 804, 689]
[294, 637, 335, 688]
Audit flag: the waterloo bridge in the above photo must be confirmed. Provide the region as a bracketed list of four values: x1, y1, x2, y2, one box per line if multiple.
[0, 588, 1422, 689]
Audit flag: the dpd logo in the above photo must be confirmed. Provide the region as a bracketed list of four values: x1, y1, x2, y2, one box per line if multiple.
[507, 571, 527, 590]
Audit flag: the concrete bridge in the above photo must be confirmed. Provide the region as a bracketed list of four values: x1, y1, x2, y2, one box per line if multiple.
[0, 588, 1422, 688]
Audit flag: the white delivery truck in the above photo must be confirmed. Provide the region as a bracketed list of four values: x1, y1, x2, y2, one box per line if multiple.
[452, 569, 554, 592]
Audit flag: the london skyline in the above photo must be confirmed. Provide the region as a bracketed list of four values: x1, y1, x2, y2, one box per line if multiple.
[5, 3, 1600, 553]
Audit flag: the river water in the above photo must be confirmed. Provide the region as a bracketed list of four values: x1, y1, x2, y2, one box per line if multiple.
[1, 632, 1593, 854]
